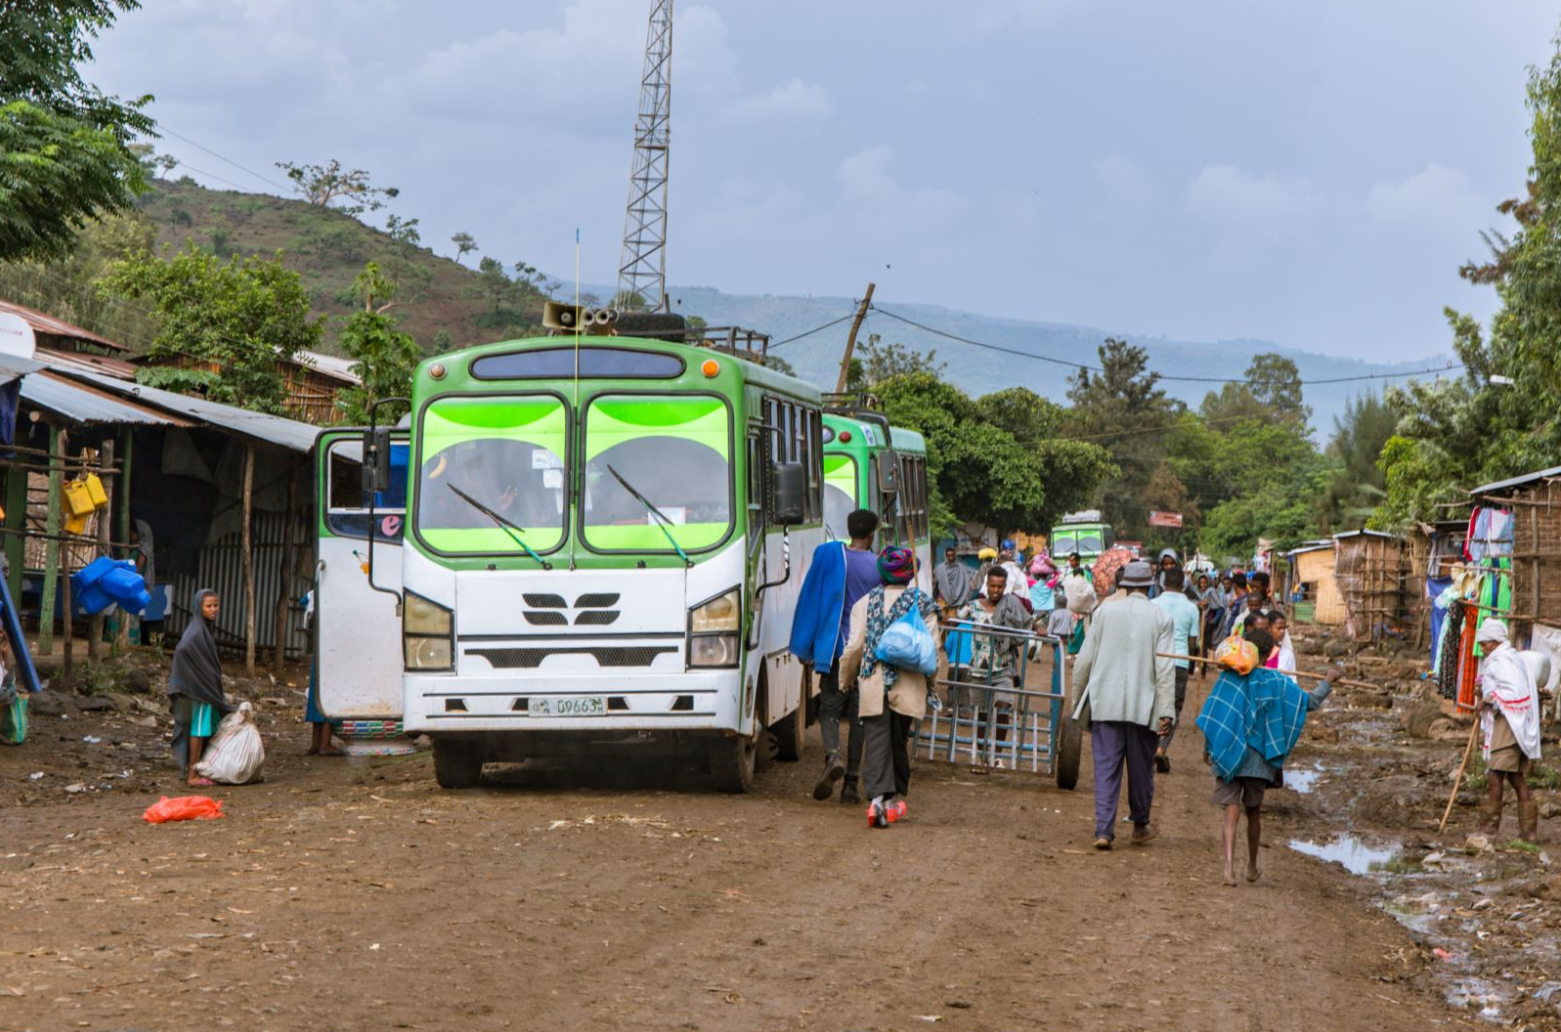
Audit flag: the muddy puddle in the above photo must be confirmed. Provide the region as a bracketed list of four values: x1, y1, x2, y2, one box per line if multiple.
[1280, 636, 1561, 1028]
[1288, 834, 1398, 875]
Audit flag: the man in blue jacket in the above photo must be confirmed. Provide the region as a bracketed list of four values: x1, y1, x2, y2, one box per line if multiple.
[790, 509, 881, 804]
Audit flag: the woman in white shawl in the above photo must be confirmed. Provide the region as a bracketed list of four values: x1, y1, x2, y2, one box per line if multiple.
[1475, 619, 1541, 842]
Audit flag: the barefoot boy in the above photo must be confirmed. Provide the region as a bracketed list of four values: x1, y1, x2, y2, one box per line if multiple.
[1196, 628, 1341, 885]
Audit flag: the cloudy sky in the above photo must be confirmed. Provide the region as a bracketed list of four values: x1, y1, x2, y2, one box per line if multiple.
[91, 0, 1559, 360]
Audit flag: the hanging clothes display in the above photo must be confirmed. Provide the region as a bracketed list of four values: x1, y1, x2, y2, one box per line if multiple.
[1437, 597, 1465, 699]
[1427, 576, 1454, 671]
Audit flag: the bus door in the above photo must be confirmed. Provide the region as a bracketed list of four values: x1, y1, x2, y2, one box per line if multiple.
[314, 428, 408, 719]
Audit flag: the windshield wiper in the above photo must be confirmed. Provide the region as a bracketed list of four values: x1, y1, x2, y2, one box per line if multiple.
[445, 482, 553, 569]
[606, 464, 692, 567]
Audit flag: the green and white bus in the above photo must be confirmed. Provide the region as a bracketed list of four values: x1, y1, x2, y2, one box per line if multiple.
[387, 335, 826, 791]
[822, 411, 932, 591]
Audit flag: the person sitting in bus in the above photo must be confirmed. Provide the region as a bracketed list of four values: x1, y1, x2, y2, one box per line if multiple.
[954, 567, 1032, 768]
[789, 509, 883, 806]
[837, 546, 940, 828]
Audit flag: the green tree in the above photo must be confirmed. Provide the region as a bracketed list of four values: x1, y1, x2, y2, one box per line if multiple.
[845, 334, 946, 392]
[450, 231, 477, 265]
[1065, 339, 1183, 535]
[1245, 353, 1310, 429]
[337, 262, 421, 424]
[275, 158, 398, 218]
[103, 242, 322, 413]
[0, 1, 153, 262]
[1316, 392, 1399, 532]
[0, 209, 155, 345]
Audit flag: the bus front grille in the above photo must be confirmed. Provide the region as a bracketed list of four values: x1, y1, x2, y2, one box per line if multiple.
[468, 646, 679, 669]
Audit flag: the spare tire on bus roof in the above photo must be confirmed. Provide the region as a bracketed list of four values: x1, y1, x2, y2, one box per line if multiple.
[614, 311, 687, 341]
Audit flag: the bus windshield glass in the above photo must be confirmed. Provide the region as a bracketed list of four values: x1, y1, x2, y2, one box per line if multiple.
[823, 453, 856, 540]
[415, 395, 569, 554]
[583, 395, 732, 552]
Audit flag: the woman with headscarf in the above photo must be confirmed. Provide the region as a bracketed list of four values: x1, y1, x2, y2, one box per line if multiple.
[168, 589, 234, 786]
[838, 546, 940, 829]
[1475, 619, 1542, 842]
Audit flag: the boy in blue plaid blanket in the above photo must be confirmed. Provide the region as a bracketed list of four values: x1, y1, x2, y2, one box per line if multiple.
[1196, 628, 1342, 886]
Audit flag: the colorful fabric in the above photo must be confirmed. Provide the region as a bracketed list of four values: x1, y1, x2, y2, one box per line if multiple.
[1196, 668, 1313, 782]
[877, 546, 916, 585]
[860, 586, 935, 690]
[190, 701, 215, 738]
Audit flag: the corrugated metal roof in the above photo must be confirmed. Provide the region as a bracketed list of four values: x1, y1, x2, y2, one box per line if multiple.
[19, 371, 189, 427]
[58, 369, 321, 452]
[1468, 465, 1561, 497]
[297, 350, 361, 385]
[0, 299, 127, 352]
[1333, 529, 1396, 541]
[37, 347, 139, 381]
[0, 351, 46, 379]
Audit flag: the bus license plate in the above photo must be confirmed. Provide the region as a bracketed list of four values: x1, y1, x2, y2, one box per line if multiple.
[530, 696, 607, 717]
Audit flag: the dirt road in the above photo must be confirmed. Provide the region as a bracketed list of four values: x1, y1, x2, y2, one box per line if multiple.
[0, 677, 1476, 1032]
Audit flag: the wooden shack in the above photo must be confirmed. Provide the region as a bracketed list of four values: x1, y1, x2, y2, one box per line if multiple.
[1333, 530, 1405, 641]
[1290, 543, 1342, 625]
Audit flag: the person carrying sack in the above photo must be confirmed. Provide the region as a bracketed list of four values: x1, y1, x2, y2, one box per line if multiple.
[168, 588, 234, 787]
[838, 547, 940, 830]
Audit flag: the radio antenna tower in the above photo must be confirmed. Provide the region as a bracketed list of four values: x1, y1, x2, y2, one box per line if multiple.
[617, 0, 673, 313]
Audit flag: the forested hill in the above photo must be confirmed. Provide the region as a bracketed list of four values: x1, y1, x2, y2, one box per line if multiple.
[133, 179, 549, 353]
[131, 179, 1446, 431]
[670, 286, 1456, 434]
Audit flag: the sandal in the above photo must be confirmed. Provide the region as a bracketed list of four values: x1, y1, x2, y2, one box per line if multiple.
[187, 776, 215, 787]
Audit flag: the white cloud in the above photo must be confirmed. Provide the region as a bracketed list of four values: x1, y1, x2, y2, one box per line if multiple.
[722, 77, 832, 123]
[1183, 164, 1322, 241]
[1366, 162, 1487, 233]
[1095, 154, 1156, 206]
[837, 145, 967, 227]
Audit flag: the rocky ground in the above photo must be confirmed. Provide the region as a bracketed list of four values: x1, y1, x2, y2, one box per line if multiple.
[0, 628, 1554, 1030]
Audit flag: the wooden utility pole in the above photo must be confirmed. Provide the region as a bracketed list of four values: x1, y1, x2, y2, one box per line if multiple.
[833, 282, 876, 396]
[242, 443, 256, 675]
[89, 440, 113, 660]
[59, 430, 72, 674]
[39, 424, 61, 657]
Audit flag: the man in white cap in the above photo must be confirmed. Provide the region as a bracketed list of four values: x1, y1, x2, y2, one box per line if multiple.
[1071, 559, 1176, 849]
[1475, 619, 1542, 842]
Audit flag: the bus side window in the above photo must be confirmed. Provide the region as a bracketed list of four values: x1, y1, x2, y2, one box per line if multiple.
[803, 408, 823, 524]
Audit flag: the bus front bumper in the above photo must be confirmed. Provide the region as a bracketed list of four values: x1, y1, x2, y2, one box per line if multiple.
[402, 669, 744, 734]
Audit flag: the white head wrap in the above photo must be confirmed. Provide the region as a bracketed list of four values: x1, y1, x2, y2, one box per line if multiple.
[1476, 618, 1508, 646]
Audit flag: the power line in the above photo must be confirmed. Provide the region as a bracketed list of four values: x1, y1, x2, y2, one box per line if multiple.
[770, 311, 858, 347]
[870, 305, 1465, 388]
[169, 161, 256, 194]
[158, 126, 296, 194]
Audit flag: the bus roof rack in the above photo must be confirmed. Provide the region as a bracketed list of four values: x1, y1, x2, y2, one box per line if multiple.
[822, 392, 883, 415]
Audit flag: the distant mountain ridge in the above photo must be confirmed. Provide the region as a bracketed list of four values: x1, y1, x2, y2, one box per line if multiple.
[662, 285, 1456, 435]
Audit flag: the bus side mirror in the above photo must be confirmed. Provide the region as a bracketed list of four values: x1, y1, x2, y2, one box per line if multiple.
[878, 449, 900, 494]
[772, 462, 806, 525]
[362, 427, 392, 496]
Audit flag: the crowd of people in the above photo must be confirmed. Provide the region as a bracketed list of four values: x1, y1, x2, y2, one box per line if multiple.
[789, 532, 1367, 882]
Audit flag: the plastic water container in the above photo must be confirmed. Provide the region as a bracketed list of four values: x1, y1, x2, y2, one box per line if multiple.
[73, 556, 119, 590]
[75, 584, 114, 615]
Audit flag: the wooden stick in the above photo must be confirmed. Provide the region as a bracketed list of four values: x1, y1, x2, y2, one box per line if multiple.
[1154, 652, 1379, 690]
[1439, 719, 1481, 833]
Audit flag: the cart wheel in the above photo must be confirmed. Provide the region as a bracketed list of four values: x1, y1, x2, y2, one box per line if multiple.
[1054, 714, 1083, 791]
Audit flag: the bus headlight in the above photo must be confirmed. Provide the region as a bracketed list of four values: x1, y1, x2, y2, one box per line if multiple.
[689, 588, 740, 633]
[404, 592, 454, 671]
[689, 633, 739, 668]
[688, 588, 740, 668]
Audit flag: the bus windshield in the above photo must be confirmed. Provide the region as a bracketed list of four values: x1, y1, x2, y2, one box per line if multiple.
[416, 395, 569, 554]
[823, 454, 857, 539]
[582, 394, 732, 552]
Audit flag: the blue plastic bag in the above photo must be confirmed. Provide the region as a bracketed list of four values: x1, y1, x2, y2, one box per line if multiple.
[875, 592, 938, 677]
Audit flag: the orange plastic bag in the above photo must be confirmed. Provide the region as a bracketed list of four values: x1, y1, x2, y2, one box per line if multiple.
[1213, 633, 1258, 676]
[142, 795, 224, 823]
